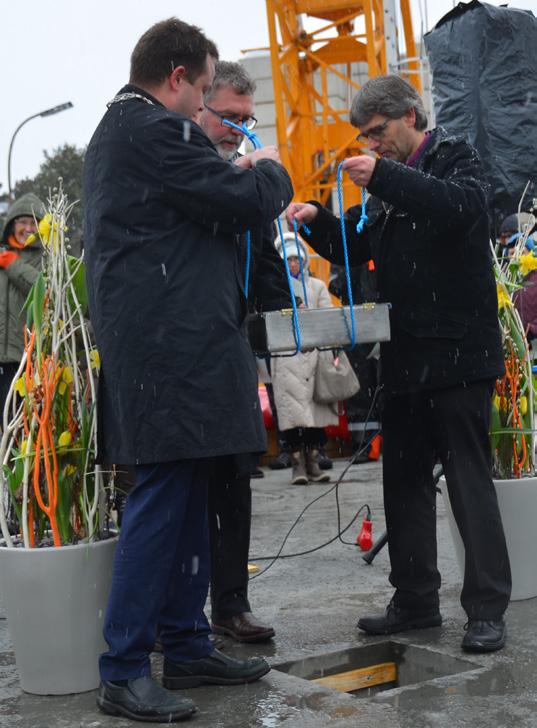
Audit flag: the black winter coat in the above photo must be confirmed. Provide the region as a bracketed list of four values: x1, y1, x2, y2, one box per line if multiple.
[83, 85, 293, 464]
[306, 127, 504, 394]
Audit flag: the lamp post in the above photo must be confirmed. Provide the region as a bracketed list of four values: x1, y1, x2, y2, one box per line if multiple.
[7, 102, 73, 202]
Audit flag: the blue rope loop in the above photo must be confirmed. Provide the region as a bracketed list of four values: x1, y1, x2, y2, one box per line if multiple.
[277, 218, 302, 354]
[222, 119, 262, 150]
[292, 219, 309, 308]
[221, 118, 302, 354]
[336, 162, 368, 351]
[221, 120, 260, 298]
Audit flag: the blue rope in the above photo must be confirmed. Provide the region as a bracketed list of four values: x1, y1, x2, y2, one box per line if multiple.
[222, 120, 261, 297]
[244, 230, 251, 297]
[292, 218, 309, 308]
[335, 162, 368, 351]
[277, 218, 302, 353]
[222, 119, 262, 150]
[222, 118, 301, 353]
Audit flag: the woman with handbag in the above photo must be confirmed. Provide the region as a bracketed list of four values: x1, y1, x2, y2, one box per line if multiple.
[271, 233, 356, 484]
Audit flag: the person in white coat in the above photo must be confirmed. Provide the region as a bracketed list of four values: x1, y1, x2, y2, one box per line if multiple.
[271, 233, 339, 484]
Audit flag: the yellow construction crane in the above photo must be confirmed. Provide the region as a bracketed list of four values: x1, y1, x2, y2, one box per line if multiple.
[265, 0, 420, 281]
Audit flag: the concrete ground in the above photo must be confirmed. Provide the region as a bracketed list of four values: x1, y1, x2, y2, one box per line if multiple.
[1, 458, 536, 727]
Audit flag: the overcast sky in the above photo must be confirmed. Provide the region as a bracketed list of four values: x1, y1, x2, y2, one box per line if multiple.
[1, 0, 534, 194]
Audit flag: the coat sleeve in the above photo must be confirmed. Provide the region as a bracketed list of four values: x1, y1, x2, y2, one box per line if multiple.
[313, 277, 333, 308]
[250, 222, 292, 312]
[367, 141, 488, 231]
[301, 202, 372, 267]
[151, 117, 293, 235]
[5, 257, 40, 295]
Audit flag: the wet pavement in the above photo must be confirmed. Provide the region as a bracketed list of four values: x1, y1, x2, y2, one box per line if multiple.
[1, 458, 536, 727]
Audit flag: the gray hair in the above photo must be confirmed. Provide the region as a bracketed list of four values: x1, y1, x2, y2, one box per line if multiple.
[204, 61, 256, 103]
[350, 75, 428, 131]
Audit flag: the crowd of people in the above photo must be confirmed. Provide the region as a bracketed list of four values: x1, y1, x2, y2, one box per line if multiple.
[2, 13, 534, 725]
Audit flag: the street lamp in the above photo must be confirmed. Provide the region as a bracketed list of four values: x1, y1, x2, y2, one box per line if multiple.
[7, 101, 74, 202]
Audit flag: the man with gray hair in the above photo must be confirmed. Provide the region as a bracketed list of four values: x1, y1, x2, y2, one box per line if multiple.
[201, 60, 257, 161]
[287, 74, 511, 654]
[198, 61, 291, 644]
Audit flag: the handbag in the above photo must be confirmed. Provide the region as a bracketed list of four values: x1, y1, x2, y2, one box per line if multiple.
[313, 350, 360, 404]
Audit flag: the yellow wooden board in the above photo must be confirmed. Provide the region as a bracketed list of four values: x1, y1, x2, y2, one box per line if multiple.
[312, 661, 397, 693]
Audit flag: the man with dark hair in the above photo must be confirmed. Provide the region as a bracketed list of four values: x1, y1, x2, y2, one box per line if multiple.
[287, 74, 511, 654]
[84, 18, 293, 723]
[199, 61, 288, 644]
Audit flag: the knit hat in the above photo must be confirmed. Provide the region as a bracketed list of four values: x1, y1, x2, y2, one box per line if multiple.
[2, 193, 46, 243]
[274, 232, 309, 265]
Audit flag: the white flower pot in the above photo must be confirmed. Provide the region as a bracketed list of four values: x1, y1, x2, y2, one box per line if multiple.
[0, 535, 117, 694]
[440, 477, 537, 601]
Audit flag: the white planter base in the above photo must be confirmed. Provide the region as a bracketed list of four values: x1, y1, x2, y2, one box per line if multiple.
[0, 535, 117, 694]
[440, 477, 537, 601]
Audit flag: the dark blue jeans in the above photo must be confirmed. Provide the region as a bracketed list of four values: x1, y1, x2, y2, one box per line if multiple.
[99, 459, 214, 681]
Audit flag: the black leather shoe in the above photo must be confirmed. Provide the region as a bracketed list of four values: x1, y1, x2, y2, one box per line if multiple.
[163, 649, 270, 689]
[357, 602, 442, 635]
[461, 619, 506, 653]
[317, 450, 333, 470]
[97, 676, 196, 723]
[212, 612, 275, 643]
[268, 452, 291, 470]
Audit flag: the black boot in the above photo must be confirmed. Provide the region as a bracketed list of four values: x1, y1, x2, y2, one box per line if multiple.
[357, 601, 442, 635]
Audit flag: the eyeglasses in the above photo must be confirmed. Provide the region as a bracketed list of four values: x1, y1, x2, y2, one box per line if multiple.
[204, 105, 258, 131]
[357, 119, 391, 143]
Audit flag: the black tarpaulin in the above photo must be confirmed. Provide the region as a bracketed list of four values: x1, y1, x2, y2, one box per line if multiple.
[424, 0, 537, 229]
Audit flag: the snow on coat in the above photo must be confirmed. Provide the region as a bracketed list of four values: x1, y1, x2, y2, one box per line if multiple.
[83, 84, 293, 464]
[304, 127, 504, 395]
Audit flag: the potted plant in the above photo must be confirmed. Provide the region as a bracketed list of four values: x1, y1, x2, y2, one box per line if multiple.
[0, 185, 117, 694]
[441, 210, 537, 601]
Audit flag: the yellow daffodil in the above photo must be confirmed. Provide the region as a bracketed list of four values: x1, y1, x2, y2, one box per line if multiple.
[14, 377, 26, 396]
[57, 365, 74, 395]
[89, 349, 101, 370]
[61, 366, 74, 384]
[496, 284, 511, 310]
[24, 233, 37, 247]
[58, 431, 72, 448]
[38, 214, 52, 244]
[520, 396, 528, 415]
[518, 253, 537, 277]
[493, 394, 501, 410]
[20, 439, 28, 455]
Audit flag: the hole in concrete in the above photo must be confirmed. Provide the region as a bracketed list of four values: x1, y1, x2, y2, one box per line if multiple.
[273, 642, 479, 698]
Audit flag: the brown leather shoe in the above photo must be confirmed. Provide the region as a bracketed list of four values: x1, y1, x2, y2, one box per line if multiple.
[211, 612, 275, 643]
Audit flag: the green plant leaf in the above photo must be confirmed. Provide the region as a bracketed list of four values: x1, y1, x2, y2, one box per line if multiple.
[31, 274, 46, 359]
[66, 255, 88, 316]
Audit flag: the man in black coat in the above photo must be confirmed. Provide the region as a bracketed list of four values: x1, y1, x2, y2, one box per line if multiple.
[198, 60, 290, 643]
[287, 75, 511, 654]
[84, 19, 293, 723]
